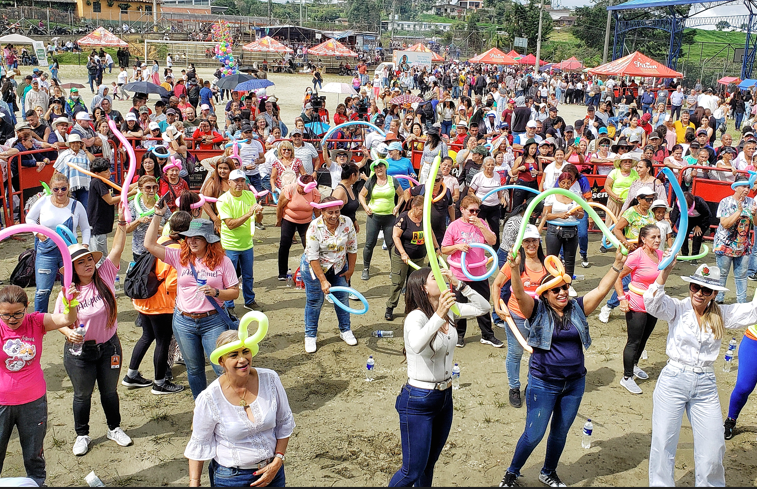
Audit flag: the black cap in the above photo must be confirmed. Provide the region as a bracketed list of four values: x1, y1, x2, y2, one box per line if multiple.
[587, 105, 595, 111]
[240, 124, 253, 133]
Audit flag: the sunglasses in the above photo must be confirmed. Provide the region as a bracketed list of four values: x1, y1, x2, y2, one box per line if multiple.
[143, 185, 158, 191]
[52, 186, 68, 192]
[550, 283, 570, 294]
[466, 208, 480, 214]
[639, 196, 654, 202]
[690, 283, 715, 296]
[281, 148, 292, 152]
[435, 177, 442, 182]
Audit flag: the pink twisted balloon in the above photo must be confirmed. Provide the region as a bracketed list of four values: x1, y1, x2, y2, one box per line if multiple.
[109, 118, 137, 222]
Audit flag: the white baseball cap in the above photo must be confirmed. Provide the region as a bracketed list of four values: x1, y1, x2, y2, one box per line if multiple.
[526, 120, 538, 128]
[523, 224, 541, 241]
[75, 112, 91, 121]
[200, 104, 210, 111]
[229, 169, 247, 181]
[148, 121, 160, 131]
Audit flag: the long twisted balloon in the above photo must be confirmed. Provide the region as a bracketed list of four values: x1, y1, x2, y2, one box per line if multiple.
[109, 118, 137, 222]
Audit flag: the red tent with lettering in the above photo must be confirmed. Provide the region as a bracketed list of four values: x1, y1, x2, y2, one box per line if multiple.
[517, 53, 537, 65]
[588, 51, 683, 77]
[469, 47, 518, 65]
[308, 38, 358, 57]
[406, 42, 444, 62]
[77, 27, 127, 48]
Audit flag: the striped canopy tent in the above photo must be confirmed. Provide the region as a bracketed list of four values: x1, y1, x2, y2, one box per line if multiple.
[588, 51, 682, 78]
[517, 53, 537, 65]
[469, 47, 518, 65]
[243, 36, 293, 53]
[406, 42, 444, 62]
[308, 38, 358, 57]
[77, 27, 127, 48]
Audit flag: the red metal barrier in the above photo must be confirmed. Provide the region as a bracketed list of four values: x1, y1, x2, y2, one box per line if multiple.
[0, 149, 56, 225]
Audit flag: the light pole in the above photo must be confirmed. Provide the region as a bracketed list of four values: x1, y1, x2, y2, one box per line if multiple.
[534, 0, 545, 73]
[602, 0, 614, 63]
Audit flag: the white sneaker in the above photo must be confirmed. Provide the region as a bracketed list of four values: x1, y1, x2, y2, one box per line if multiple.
[107, 427, 133, 447]
[633, 365, 649, 380]
[340, 330, 358, 346]
[568, 286, 577, 297]
[305, 337, 317, 353]
[598, 305, 612, 323]
[73, 435, 91, 456]
[620, 376, 642, 394]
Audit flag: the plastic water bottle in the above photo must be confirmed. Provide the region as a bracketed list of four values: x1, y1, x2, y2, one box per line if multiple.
[724, 348, 734, 372]
[195, 270, 207, 299]
[69, 324, 87, 356]
[286, 268, 294, 288]
[372, 330, 394, 338]
[729, 337, 739, 351]
[573, 275, 585, 281]
[365, 355, 374, 381]
[582, 419, 593, 449]
[114, 275, 121, 293]
[641, 349, 648, 360]
[85, 471, 105, 487]
[452, 363, 460, 390]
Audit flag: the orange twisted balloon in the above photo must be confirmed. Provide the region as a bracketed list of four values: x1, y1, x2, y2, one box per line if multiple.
[535, 255, 572, 296]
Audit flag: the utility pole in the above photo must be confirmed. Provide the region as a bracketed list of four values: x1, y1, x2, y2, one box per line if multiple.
[300, 0, 303, 26]
[602, 0, 613, 63]
[391, 0, 395, 42]
[268, 0, 271, 27]
[534, 0, 545, 73]
[153, 0, 157, 26]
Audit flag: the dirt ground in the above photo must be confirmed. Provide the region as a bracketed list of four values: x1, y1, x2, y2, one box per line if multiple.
[2, 63, 757, 487]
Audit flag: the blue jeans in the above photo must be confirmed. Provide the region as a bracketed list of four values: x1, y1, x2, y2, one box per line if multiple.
[747, 240, 757, 276]
[735, 111, 745, 130]
[209, 459, 286, 487]
[441, 120, 452, 137]
[172, 311, 227, 398]
[34, 239, 64, 312]
[577, 211, 588, 258]
[451, 86, 459, 99]
[73, 188, 88, 210]
[506, 313, 529, 390]
[248, 173, 263, 192]
[224, 247, 255, 308]
[715, 253, 748, 303]
[607, 275, 631, 309]
[300, 255, 351, 338]
[388, 384, 453, 487]
[508, 374, 586, 476]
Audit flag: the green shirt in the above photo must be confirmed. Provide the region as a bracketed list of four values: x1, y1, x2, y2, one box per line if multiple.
[608, 168, 639, 200]
[217, 190, 257, 251]
[621, 206, 656, 240]
[369, 177, 396, 215]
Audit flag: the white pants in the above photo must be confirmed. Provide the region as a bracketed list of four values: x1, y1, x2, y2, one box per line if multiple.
[649, 363, 725, 487]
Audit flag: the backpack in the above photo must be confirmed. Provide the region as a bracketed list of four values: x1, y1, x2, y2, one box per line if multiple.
[124, 251, 164, 299]
[10, 248, 36, 288]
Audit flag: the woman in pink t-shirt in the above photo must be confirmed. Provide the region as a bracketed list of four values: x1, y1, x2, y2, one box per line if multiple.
[276, 174, 321, 280]
[0, 284, 78, 486]
[615, 224, 663, 395]
[54, 208, 129, 457]
[144, 214, 240, 399]
[440, 195, 501, 348]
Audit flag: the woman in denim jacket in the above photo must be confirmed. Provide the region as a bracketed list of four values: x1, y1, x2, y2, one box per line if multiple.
[498, 248, 627, 488]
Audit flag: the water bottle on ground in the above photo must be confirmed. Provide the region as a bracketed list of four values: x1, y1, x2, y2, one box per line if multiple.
[573, 275, 585, 281]
[723, 348, 734, 372]
[582, 419, 593, 449]
[372, 330, 394, 338]
[641, 349, 648, 360]
[365, 355, 374, 382]
[114, 275, 121, 293]
[85, 471, 105, 487]
[452, 363, 460, 390]
[69, 324, 87, 356]
[286, 268, 294, 288]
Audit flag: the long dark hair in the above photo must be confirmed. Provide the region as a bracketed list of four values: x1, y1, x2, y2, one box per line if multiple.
[73, 262, 117, 329]
[517, 240, 546, 275]
[537, 274, 573, 331]
[404, 268, 452, 328]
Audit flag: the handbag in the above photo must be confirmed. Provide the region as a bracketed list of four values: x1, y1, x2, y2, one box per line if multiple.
[188, 261, 239, 330]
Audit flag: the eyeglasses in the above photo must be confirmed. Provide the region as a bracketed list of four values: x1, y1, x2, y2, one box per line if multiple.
[52, 186, 68, 192]
[549, 284, 570, 294]
[0, 311, 25, 321]
[435, 177, 442, 182]
[465, 208, 480, 214]
[600, 144, 610, 147]
[143, 185, 158, 191]
[689, 283, 715, 296]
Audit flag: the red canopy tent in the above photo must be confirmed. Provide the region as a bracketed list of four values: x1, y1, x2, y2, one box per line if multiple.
[588, 51, 683, 78]
[406, 42, 444, 62]
[77, 27, 127, 48]
[555, 56, 583, 71]
[308, 38, 358, 57]
[718, 76, 741, 85]
[243, 36, 293, 53]
[469, 47, 518, 65]
[506, 50, 521, 59]
[517, 54, 537, 65]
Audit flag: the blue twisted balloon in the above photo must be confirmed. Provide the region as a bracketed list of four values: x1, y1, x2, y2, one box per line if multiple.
[658, 167, 687, 270]
[321, 121, 386, 148]
[480, 184, 541, 206]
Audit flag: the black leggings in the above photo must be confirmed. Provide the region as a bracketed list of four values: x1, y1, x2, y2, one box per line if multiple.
[681, 214, 708, 257]
[279, 218, 309, 278]
[129, 312, 173, 381]
[545, 224, 578, 279]
[363, 213, 396, 268]
[511, 180, 541, 219]
[623, 310, 658, 378]
[478, 203, 502, 250]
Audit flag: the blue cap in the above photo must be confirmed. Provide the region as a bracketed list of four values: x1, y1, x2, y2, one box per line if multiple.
[598, 127, 608, 134]
[388, 141, 403, 152]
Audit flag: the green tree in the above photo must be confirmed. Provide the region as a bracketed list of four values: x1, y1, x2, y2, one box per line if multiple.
[572, 0, 613, 52]
[504, 0, 553, 53]
[466, 11, 484, 53]
[716, 20, 730, 31]
[347, 0, 381, 31]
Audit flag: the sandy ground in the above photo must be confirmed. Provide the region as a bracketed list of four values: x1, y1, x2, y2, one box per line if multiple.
[2, 64, 757, 487]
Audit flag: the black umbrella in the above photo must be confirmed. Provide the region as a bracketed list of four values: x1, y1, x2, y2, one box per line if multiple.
[215, 73, 255, 91]
[122, 81, 169, 97]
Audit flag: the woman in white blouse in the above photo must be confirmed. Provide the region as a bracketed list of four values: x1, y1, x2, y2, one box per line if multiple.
[644, 261, 757, 487]
[388, 267, 491, 487]
[185, 330, 295, 487]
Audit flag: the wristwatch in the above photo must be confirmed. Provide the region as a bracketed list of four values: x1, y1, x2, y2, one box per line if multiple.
[214, 288, 220, 298]
[275, 452, 286, 462]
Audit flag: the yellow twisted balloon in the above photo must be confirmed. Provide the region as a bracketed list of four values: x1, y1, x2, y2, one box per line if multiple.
[210, 311, 269, 365]
[535, 255, 573, 296]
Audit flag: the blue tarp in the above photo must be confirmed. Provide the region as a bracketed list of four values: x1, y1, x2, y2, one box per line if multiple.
[739, 79, 757, 88]
[608, 0, 730, 10]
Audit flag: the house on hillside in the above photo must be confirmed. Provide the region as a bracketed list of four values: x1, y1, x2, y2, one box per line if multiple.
[432, 0, 482, 17]
[76, 0, 162, 21]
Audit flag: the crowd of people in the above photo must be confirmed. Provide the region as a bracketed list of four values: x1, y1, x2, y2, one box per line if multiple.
[2, 53, 757, 488]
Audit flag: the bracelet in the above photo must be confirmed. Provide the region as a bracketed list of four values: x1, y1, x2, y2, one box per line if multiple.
[118, 220, 127, 226]
[612, 265, 622, 273]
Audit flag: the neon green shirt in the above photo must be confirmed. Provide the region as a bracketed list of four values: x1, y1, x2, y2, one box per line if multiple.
[217, 190, 257, 251]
